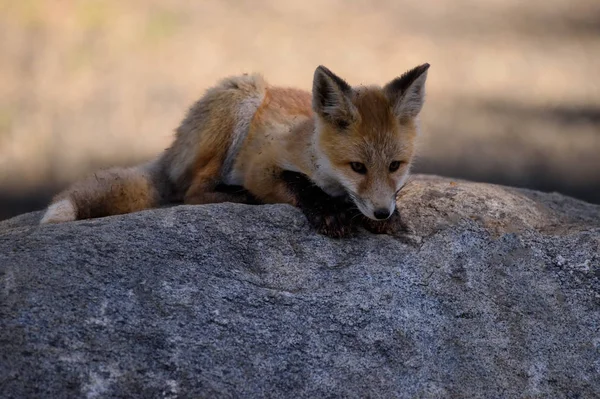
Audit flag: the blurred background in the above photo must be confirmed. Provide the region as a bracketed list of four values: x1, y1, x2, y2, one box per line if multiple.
[1, 0, 599, 220]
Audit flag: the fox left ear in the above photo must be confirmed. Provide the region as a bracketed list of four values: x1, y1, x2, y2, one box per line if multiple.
[384, 63, 430, 121]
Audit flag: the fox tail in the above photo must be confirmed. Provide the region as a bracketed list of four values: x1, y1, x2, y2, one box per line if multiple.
[40, 159, 170, 224]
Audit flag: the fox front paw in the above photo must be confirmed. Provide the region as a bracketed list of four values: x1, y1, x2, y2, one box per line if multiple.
[305, 210, 356, 238]
[361, 209, 407, 235]
[281, 170, 357, 238]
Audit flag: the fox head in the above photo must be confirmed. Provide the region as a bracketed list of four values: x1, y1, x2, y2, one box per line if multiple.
[311, 63, 429, 221]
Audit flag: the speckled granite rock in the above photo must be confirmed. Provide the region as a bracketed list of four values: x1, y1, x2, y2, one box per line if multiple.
[1, 175, 599, 398]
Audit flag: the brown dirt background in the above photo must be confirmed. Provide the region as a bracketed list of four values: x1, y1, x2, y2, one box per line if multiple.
[1, 0, 599, 220]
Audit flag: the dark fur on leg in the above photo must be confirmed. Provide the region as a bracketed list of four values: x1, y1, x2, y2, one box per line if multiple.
[281, 171, 358, 238]
[214, 184, 262, 205]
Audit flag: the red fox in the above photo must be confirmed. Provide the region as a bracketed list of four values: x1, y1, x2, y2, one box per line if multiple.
[41, 64, 429, 237]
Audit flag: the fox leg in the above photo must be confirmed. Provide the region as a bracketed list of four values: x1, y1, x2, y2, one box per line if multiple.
[184, 180, 260, 205]
[280, 171, 359, 238]
[184, 158, 260, 205]
[244, 157, 356, 238]
[236, 151, 296, 207]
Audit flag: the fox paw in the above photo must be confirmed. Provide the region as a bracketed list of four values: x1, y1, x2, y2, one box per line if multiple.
[305, 211, 356, 238]
[361, 210, 407, 235]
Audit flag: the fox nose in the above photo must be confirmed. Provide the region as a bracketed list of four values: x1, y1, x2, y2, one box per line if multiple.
[373, 208, 392, 220]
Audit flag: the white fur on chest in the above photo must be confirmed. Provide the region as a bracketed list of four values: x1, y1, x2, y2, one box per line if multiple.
[311, 162, 346, 197]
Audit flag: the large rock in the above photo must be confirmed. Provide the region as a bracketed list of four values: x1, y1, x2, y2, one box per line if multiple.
[1, 175, 599, 398]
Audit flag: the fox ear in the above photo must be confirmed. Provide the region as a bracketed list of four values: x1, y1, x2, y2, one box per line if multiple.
[384, 63, 430, 121]
[312, 66, 358, 129]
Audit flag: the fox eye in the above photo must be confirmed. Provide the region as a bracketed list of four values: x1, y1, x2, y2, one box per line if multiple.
[350, 162, 367, 174]
[389, 161, 403, 172]
[334, 119, 350, 130]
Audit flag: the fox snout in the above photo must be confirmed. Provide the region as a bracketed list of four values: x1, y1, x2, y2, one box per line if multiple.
[350, 193, 397, 221]
[368, 197, 396, 220]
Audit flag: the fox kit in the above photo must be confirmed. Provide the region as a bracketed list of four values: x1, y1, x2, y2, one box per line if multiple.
[41, 63, 430, 237]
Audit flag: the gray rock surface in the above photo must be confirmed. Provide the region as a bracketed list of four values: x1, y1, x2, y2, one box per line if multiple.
[1, 175, 599, 398]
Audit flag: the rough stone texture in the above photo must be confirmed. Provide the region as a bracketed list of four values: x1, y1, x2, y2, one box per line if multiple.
[1, 175, 599, 398]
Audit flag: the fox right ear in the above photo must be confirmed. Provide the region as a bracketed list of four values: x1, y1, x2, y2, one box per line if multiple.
[312, 66, 358, 129]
